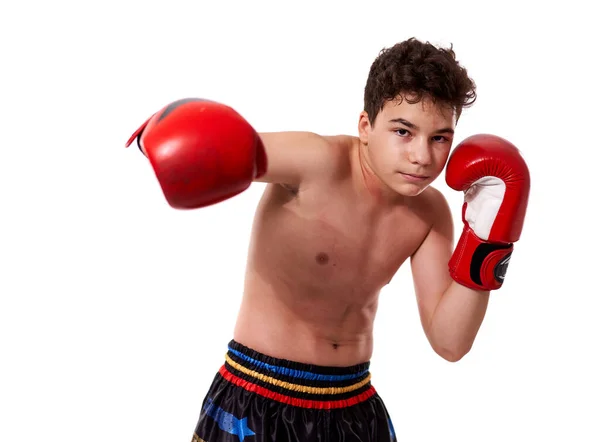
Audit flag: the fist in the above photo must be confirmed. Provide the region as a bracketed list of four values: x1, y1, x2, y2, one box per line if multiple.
[126, 98, 267, 209]
[445, 134, 530, 291]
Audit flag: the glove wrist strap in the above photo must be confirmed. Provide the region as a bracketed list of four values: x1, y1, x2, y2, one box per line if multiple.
[449, 226, 513, 291]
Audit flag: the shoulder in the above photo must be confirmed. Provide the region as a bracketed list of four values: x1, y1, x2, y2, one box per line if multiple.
[415, 185, 454, 231]
[409, 185, 455, 260]
[286, 132, 354, 169]
[421, 185, 451, 211]
[318, 134, 357, 179]
[322, 134, 356, 157]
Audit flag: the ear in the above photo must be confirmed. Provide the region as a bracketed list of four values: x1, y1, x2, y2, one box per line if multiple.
[358, 111, 371, 144]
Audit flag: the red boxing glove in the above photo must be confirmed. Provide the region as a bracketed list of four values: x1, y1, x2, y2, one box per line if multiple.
[125, 98, 267, 209]
[445, 134, 530, 291]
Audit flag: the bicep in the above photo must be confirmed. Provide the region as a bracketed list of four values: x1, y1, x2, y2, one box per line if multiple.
[410, 191, 455, 332]
[255, 131, 337, 186]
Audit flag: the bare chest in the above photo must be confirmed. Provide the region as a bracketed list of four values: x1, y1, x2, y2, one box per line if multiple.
[249, 184, 431, 299]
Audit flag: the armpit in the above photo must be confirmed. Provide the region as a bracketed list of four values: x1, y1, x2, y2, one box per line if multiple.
[280, 183, 299, 195]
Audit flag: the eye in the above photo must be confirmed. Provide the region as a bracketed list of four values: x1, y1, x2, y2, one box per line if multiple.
[432, 135, 450, 143]
[395, 128, 410, 137]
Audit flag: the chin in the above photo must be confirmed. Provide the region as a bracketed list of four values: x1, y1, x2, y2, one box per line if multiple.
[390, 174, 436, 197]
[397, 184, 428, 197]
[387, 178, 430, 197]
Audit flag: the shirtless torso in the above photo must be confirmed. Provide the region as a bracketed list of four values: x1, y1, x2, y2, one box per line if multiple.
[234, 135, 439, 366]
[127, 40, 511, 442]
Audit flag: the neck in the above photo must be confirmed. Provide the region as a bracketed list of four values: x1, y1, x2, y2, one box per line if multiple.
[353, 138, 406, 206]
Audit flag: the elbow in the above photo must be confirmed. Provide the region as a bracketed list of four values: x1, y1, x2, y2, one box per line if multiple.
[433, 344, 472, 363]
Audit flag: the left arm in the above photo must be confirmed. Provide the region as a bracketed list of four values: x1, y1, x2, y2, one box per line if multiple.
[412, 133, 531, 362]
[410, 189, 490, 362]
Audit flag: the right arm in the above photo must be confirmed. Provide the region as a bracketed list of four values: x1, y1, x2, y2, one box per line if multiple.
[126, 98, 339, 208]
[255, 131, 341, 186]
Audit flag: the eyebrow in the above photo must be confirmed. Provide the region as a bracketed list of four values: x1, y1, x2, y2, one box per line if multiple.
[389, 118, 455, 134]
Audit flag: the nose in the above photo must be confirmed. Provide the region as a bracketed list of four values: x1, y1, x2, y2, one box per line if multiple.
[408, 137, 432, 166]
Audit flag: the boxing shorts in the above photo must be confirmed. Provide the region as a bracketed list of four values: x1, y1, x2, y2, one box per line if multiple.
[192, 340, 397, 442]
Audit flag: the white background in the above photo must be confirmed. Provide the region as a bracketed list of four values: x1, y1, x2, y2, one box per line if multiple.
[1, 1, 599, 441]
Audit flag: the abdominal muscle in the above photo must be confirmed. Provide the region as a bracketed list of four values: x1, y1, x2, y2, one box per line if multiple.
[234, 267, 380, 367]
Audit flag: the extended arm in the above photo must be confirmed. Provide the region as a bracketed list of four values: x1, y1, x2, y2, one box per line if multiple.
[125, 98, 340, 208]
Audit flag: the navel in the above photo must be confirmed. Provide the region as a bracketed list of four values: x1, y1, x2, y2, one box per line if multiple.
[315, 252, 330, 265]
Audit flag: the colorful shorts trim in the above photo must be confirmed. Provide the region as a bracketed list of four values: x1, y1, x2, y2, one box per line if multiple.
[192, 340, 397, 442]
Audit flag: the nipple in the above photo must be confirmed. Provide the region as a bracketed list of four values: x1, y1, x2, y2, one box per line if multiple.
[315, 252, 330, 265]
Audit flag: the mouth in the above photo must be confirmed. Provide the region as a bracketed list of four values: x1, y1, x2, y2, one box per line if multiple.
[399, 172, 429, 181]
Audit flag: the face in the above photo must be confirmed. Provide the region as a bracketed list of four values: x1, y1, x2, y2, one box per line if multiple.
[358, 95, 456, 198]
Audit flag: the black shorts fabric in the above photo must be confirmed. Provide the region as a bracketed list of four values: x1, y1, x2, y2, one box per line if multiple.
[192, 340, 397, 442]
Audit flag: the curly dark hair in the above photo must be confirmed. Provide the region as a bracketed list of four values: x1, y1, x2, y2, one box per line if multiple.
[364, 38, 476, 125]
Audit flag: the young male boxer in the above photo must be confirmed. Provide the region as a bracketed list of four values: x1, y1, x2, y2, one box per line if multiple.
[126, 37, 530, 442]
